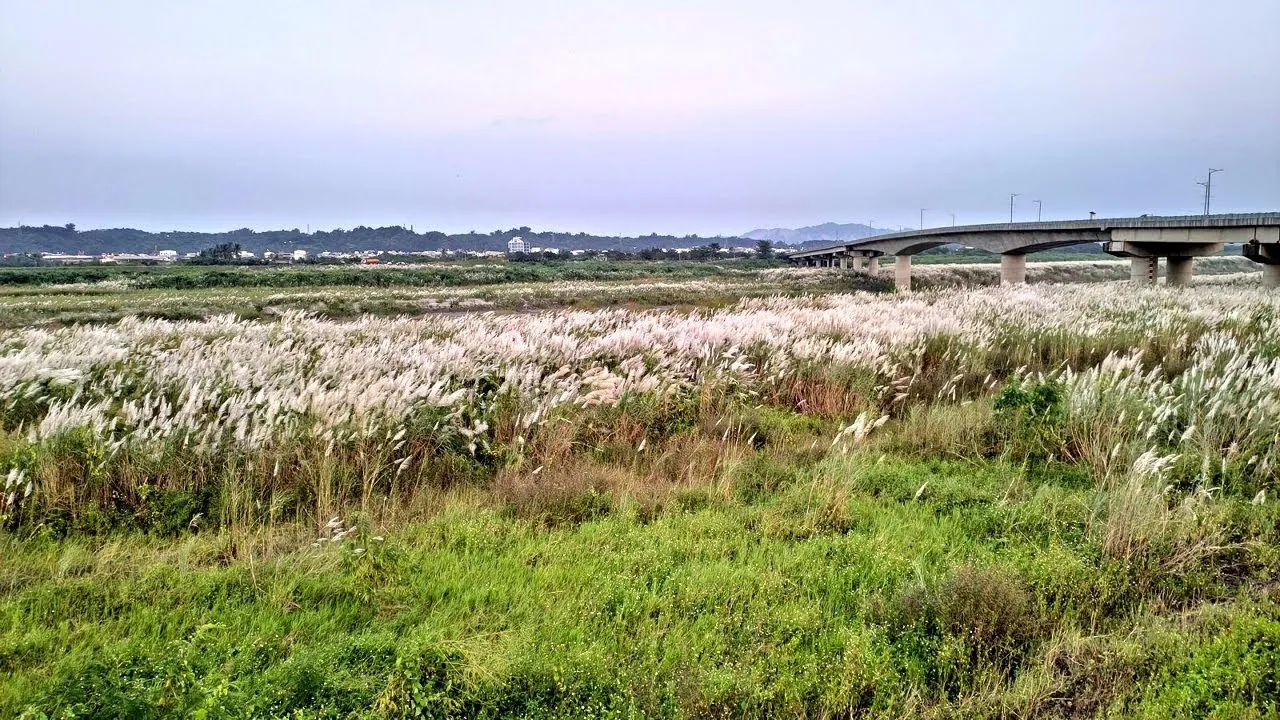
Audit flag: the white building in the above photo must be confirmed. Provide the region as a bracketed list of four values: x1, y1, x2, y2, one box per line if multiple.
[41, 253, 96, 264]
[506, 236, 527, 255]
[98, 253, 175, 264]
[292, 249, 309, 261]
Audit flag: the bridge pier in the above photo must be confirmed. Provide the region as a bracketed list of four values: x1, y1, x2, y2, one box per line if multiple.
[839, 256, 848, 270]
[1243, 243, 1280, 288]
[850, 255, 865, 271]
[1166, 257, 1195, 287]
[867, 256, 880, 273]
[1130, 257, 1158, 285]
[999, 254, 1026, 285]
[894, 255, 912, 292]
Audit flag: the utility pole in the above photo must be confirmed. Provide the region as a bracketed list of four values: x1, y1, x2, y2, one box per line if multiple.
[1009, 193, 1020, 224]
[1201, 168, 1223, 215]
[1034, 200, 1042, 222]
[919, 208, 927, 230]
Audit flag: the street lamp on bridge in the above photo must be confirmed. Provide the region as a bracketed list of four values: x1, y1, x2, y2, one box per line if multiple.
[1200, 169, 1223, 215]
[1009, 193, 1020, 224]
[1034, 200, 1042, 222]
[919, 208, 927, 230]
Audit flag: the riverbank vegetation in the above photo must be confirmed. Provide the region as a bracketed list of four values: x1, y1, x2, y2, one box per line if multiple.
[2, 280, 1277, 717]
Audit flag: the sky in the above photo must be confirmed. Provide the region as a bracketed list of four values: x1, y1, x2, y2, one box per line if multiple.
[1, 0, 1278, 236]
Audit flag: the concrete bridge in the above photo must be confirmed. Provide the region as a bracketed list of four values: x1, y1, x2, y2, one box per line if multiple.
[786, 212, 1280, 291]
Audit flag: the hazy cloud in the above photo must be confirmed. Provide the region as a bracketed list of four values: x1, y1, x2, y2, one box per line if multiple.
[1, 0, 1277, 235]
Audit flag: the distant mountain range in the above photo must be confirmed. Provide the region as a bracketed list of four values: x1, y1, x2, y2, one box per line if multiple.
[742, 222, 894, 247]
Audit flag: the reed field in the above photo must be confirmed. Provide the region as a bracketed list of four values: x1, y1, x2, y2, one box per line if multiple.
[1, 270, 1277, 718]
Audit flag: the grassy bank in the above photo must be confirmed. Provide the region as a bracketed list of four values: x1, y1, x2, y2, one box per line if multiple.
[3, 449, 1277, 718]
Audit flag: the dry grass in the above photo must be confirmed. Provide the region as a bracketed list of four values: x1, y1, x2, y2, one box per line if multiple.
[872, 401, 995, 459]
[492, 431, 749, 526]
[1094, 461, 1232, 595]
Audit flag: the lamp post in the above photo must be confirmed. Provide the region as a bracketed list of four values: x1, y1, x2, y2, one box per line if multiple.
[1034, 200, 1042, 222]
[919, 208, 927, 230]
[949, 213, 955, 226]
[1201, 169, 1223, 215]
[1009, 193, 1020, 224]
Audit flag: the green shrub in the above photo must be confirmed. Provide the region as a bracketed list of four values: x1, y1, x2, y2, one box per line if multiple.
[993, 380, 1067, 460]
[374, 645, 472, 719]
[878, 563, 1043, 684]
[733, 406, 827, 450]
[135, 486, 218, 537]
[935, 564, 1039, 661]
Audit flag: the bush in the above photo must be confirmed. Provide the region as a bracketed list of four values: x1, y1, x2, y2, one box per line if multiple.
[879, 563, 1043, 678]
[936, 564, 1039, 661]
[993, 380, 1067, 460]
[135, 486, 217, 537]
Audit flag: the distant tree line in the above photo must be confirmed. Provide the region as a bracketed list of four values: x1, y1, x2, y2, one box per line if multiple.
[0, 223, 756, 256]
[507, 241, 772, 263]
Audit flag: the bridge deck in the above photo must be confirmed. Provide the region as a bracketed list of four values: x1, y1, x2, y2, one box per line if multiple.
[788, 212, 1280, 259]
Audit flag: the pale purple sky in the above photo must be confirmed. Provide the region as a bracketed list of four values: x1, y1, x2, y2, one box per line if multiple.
[2, 0, 1277, 236]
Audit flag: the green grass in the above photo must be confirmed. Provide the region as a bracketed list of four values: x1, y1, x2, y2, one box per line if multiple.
[3, 455, 1276, 719]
